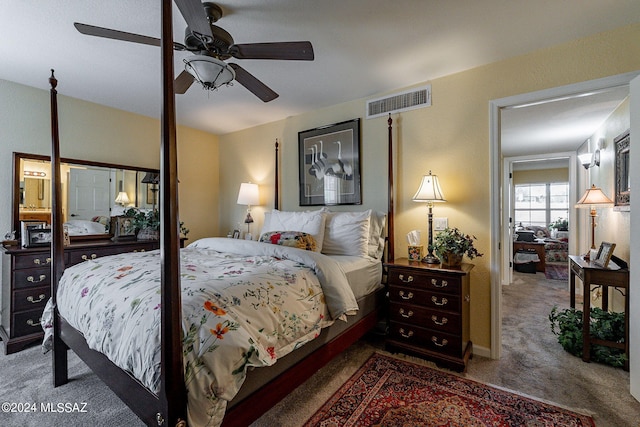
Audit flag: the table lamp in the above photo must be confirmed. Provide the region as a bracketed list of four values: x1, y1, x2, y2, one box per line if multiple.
[575, 184, 613, 260]
[412, 171, 446, 264]
[237, 182, 259, 239]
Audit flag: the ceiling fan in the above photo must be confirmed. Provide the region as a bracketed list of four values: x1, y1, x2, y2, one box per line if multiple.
[74, 0, 314, 102]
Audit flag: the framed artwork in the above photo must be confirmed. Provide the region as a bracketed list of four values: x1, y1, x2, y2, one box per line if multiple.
[298, 118, 361, 206]
[20, 220, 47, 247]
[232, 229, 240, 239]
[614, 129, 630, 210]
[26, 227, 52, 247]
[111, 216, 137, 240]
[147, 184, 158, 205]
[594, 241, 616, 268]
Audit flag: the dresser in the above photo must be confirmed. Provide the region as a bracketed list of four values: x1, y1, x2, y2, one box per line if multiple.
[385, 258, 474, 372]
[1, 239, 162, 354]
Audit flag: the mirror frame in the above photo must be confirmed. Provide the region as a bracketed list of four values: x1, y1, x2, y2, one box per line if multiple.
[12, 152, 159, 239]
[614, 129, 630, 211]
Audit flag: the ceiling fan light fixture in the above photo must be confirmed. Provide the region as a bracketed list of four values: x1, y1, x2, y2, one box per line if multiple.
[184, 55, 235, 91]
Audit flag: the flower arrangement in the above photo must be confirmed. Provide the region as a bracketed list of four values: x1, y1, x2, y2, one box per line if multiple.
[432, 227, 483, 262]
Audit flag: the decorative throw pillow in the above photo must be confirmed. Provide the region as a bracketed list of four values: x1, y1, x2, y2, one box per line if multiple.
[259, 231, 317, 251]
[261, 209, 326, 252]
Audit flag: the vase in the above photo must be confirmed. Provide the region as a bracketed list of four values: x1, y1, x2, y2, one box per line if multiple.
[137, 227, 159, 241]
[441, 252, 463, 268]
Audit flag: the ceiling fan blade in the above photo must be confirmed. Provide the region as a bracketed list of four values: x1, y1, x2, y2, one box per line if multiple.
[175, 70, 195, 94]
[229, 42, 314, 60]
[174, 0, 214, 40]
[228, 63, 279, 102]
[74, 22, 186, 50]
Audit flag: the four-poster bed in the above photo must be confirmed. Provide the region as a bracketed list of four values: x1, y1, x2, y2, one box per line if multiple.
[47, 2, 397, 426]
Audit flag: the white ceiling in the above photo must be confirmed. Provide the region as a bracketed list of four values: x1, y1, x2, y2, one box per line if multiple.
[1, 0, 638, 143]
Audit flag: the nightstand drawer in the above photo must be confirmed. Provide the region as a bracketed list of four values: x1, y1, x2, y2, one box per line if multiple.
[13, 286, 50, 312]
[388, 268, 460, 295]
[388, 285, 459, 311]
[389, 302, 461, 334]
[389, 322, 462, 358]
[12, 309, 45, 338]
[13, 267, 51, 289]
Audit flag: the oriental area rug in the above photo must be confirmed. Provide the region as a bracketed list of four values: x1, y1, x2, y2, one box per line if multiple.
[303, 352, 595, 427]
[545, 263, 569, 281]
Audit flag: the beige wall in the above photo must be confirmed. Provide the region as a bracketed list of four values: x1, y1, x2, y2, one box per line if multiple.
[219, 23, 640, 352]
[0, 79, 219, 326]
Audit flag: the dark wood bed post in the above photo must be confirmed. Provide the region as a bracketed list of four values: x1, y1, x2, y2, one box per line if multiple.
[158, 0, 187, 425]
[275, 138, 279, 210]
[50, 70, 68, 387]
[387, 114, 394, 262]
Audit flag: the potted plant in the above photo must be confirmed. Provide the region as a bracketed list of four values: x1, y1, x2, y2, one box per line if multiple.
[432, 227, 483, 267]
[549, 217, 569, 231]
[122, 207, 189, 241]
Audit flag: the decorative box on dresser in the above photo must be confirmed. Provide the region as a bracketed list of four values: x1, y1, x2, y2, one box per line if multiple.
[0, 239, 163, 354]
[385, 258, 474, 372]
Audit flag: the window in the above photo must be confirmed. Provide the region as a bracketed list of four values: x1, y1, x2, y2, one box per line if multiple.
[515, 182, 569, 228]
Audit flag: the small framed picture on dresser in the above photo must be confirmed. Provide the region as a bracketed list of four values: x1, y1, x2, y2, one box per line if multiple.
[26, 227, 52, 247]
[594, 242, 616, 268]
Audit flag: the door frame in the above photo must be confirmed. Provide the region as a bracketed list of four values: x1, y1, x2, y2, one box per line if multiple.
[489, 71, 640, 359]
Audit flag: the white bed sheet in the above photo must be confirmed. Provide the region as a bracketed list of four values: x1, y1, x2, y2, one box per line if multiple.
[329, 255, 383, 299]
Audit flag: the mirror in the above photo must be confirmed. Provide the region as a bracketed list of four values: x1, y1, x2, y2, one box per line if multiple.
[614, 130, 630, 210]
[13, 152, 159, 239]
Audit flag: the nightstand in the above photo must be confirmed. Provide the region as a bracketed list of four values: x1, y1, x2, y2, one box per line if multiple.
[385, 258, 473, 372]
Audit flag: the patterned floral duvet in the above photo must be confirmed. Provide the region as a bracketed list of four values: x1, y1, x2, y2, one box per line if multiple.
[43, 238, 358, 426]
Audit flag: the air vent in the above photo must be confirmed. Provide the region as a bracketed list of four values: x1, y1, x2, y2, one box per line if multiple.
[366, 85, 431, 119]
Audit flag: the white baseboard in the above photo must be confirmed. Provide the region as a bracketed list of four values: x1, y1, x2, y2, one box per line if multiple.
[472, 344, 491, 359]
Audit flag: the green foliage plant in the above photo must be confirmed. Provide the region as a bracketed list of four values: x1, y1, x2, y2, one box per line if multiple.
[432, 227, 483, 261]
[549, 306, 626, 368]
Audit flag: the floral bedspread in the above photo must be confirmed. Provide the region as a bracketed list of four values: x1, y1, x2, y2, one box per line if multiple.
[45, 238, 358, 426]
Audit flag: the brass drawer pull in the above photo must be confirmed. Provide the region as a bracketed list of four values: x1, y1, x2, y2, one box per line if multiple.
[27, 275, 46, 283]
[431, 278, 448, 288]
[431, 336, 449, 347]
[33, 257, 52, 265]
[133, 249, 146, 253]
[398, 274, 414, 283]
[431, 296, 448, 306]
[26, 318, 42, 327]
[399, 308, 414, 318]
[399, 291, 414, 300]
[27, 294, 46, 304]
[81, 254, 98, 261]
[431, 315, 448, 326]
[399, 328, 414, 339]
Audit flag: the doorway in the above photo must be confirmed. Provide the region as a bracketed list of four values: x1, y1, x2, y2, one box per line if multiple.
[489, 71, 639, 360]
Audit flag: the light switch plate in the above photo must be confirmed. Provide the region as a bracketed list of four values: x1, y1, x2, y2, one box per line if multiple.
[434, 217, 448, 231]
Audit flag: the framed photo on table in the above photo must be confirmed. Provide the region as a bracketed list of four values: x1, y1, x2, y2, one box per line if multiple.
[594, 242, 616, 268]
[111, 216, 137, 240]
[26, 227, 52, 247]
[298, 118, 361, 206]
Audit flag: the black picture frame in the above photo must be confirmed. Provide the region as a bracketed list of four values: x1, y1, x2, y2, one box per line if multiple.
[594, 241, 616, 268]
[614, 129, 630, 210]
[232, 229, 240, 239]
[26, 227, 52, 247]
[298, 118, 361, 206]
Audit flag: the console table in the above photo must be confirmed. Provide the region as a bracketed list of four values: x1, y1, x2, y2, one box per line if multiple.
[569, 255, 629, 370]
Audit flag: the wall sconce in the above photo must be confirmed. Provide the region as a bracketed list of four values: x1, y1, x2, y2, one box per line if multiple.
[579, 150, 600, 169]
[412, 171, 446, 264]
[237, 182, 260, 240]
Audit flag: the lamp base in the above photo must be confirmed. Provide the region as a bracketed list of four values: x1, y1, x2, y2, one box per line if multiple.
[421, 255, 441, 265]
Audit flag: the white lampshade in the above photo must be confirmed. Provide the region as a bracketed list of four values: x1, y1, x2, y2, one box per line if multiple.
[412, 171, 446, 202]
[237, 182, 259, 206]
[575, 184, 613, 208]
[185, 55, 235, 91]
[115, 191, 130, 206]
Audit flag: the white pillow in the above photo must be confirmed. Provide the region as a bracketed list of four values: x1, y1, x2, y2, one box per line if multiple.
[322, 210, 371, 257]
[260, 210, 327, 252]
[368, 211, 387, 259]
